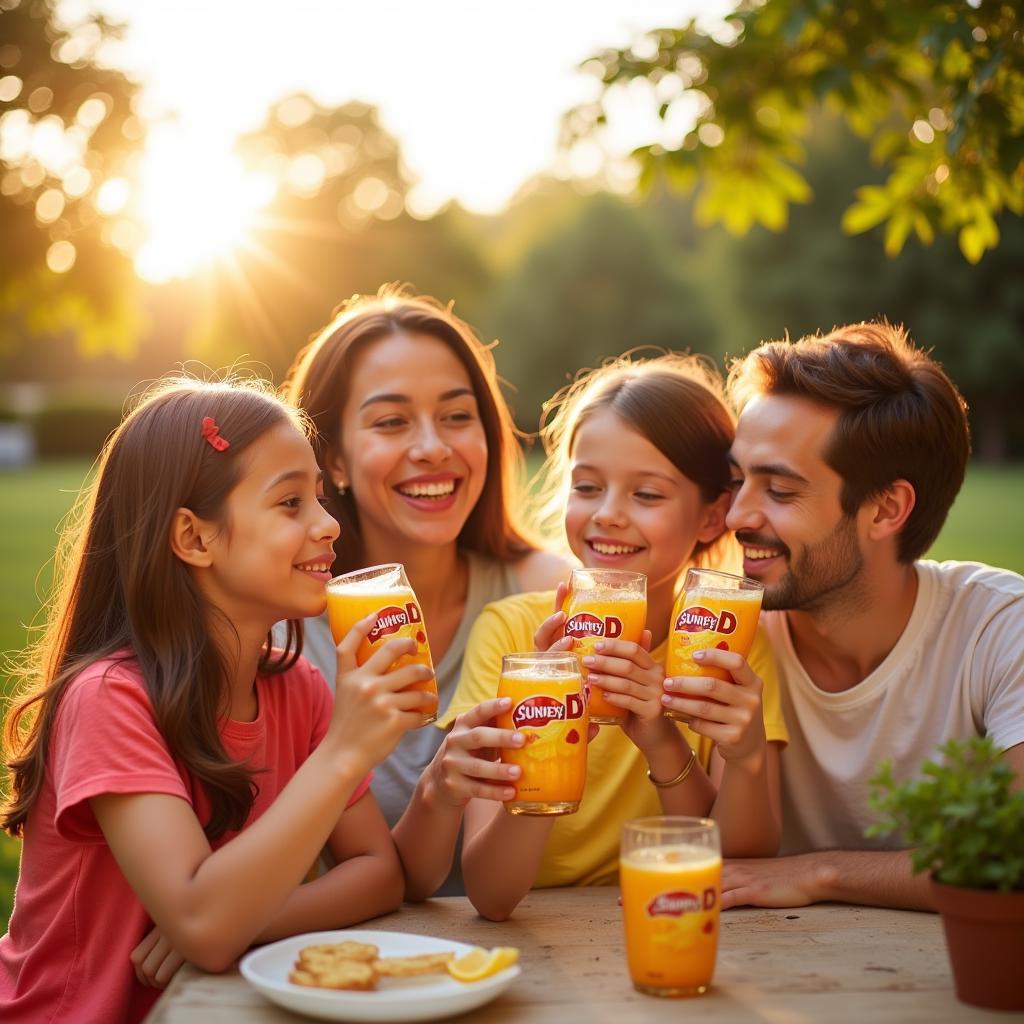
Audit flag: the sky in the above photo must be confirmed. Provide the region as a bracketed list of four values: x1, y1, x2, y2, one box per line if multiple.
[86, 0, 728, 215]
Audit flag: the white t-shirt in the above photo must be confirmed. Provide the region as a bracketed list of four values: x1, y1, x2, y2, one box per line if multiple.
[768, 560, 1024, 855]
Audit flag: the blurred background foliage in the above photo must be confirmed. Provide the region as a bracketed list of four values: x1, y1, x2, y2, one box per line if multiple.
[566, 0, 1024, 263]
[2, 0, 1021, 451]
[0, 0, 145, 354]
[1, 0, 1022, 931]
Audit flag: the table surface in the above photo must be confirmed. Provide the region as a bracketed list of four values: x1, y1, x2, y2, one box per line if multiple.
[145, 887, 1002, 1023]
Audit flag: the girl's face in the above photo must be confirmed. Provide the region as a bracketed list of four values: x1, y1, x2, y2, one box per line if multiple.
[205, 422, 340, 628]
[332, 330, 488, 558]
[565, 408, 724, 596]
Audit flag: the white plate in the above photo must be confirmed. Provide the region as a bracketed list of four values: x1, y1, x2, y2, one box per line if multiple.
[240, 929, 521, 1023]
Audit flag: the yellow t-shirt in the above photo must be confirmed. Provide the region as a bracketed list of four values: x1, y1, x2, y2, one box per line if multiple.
[438, 590, 788, 888]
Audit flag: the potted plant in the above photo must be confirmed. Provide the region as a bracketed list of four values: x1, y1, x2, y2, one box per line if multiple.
[869, 736, 1024, 1011]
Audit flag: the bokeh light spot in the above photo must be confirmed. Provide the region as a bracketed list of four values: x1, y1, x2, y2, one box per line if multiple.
[276, 94, 315, 127]
[76, 96, 109, 129]
[46, 239, 76, 273]
[911, 119, 935, 144]
[27, 86, 53, 113]
[96, 176, 130, 214]
[0, 75, 22, 102]
[353, 175, 388, 211]
[35, 188, 65, 223]
[63, 166, 92, 196]
[697, 122, 725, 147]
[286, 153, 326, 196]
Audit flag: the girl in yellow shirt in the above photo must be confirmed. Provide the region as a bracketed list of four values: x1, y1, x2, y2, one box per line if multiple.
[403, 354, 788, 916]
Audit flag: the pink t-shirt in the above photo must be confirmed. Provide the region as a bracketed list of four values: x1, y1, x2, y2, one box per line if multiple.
[0, 654, 372, 1024]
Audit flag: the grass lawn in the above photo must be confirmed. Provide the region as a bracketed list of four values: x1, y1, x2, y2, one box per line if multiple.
[1, 459, 1023, 932]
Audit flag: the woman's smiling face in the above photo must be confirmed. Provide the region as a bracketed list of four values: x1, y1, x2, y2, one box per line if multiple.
[332, 330, 488, 558]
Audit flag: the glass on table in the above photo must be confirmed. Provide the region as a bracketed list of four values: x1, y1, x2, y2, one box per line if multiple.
[620, 816, 722, 997]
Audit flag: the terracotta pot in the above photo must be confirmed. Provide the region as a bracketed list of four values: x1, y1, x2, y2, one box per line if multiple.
[930, 877, 1024, 1011]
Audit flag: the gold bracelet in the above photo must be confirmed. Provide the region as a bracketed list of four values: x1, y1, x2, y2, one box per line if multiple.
[647, 747, 697, 788]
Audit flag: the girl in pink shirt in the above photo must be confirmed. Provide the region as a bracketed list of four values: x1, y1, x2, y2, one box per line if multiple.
[0, 378, 434, 1024]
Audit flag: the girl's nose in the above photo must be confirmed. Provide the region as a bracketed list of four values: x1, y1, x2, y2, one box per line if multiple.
[593, 494, 628, 528]
[317, 504, 341, 543]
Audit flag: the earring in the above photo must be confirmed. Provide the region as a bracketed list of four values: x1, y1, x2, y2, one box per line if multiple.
[334, 479, 347, 496]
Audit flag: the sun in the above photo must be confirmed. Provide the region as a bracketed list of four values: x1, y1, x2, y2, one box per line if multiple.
[133, 125, 276, 284]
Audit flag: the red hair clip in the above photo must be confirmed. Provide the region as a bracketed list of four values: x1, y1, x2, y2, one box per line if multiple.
[201, 416, 230, 452]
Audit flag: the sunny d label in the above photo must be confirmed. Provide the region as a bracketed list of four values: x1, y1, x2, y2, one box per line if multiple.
[674, 605, 738, 635]
[565, 612, 623, 639]
[646, 887, 717, 917]
[512, 692, 586, 729]
[368, 601, 423, 643]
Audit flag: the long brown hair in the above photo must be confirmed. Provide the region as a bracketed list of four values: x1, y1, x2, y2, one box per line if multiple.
[727, 320, 970, 562]
[282, 285, 539, 573]
[537, 350, 737, 564]
[2, 377, 307, 839]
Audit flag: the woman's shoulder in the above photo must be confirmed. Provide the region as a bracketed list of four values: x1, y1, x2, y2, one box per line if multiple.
[510, 549, 573, 592]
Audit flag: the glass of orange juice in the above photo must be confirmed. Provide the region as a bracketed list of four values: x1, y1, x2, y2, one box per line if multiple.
[562, 568, 647, 725]
[496, 652, 588, 815]
[664, 568, 763, 722]
[326, 563, 437, 726]
[620, 816, 722, 997]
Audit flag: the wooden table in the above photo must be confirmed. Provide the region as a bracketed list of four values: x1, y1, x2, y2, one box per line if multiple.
[145, 887, 1000, 1023]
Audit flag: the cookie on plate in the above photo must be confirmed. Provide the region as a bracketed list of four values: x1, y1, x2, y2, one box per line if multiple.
[289, 960, 377, 991]
[372, 952, 454, 977]
[297, 940, 379, 965]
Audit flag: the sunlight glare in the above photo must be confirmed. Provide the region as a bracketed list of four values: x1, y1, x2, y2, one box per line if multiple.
[134, 126, 277, 284]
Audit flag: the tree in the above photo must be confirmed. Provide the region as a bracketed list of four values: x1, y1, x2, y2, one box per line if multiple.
[565, 0, 1024, 263]
[194, 95, 492, 375]
[672, 112, 1024, 458]
[0, 0, 146, 355]
[486, 192, 718, 428]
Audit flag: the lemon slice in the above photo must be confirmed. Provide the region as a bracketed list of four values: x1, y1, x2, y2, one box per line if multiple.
[447, 946, 519, 983]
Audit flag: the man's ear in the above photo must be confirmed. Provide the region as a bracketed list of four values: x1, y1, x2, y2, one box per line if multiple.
[169, 507, 216, 567]
[697, 490, 731, 545]
[865, 480, 916, 543]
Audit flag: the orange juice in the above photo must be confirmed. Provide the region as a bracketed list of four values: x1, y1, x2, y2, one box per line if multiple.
[326, 563, 437, 725]
[666, 587, 762, 682]
[664, 570, 763, 723]
[496, 654, 588, 815]
[563, 569, 646, 725]
[620, 844, 722, 995]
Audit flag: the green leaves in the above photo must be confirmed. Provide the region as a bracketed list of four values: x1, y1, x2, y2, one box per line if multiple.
[959, 201, 1001, 264]
[568, 1, 1024, 262]
[868, 737, 1024, 892]
[842, 185, 892, 233]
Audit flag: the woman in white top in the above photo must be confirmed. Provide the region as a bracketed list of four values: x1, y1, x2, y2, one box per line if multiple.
[282, 287, 568, 894]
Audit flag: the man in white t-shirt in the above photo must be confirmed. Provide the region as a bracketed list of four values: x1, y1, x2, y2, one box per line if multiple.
[717, 321, 1024, 911]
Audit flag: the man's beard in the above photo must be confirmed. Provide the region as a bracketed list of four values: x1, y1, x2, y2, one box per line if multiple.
[761, 515, 865, 613]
